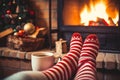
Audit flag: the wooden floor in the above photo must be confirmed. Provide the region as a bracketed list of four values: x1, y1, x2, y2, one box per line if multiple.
[96, 52, 120, 70]
[96, 52, 120, 80]
[97, 69, 120, 80]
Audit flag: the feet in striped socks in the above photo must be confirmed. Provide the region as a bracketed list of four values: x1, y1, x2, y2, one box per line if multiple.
[74, 34, 99, 80]
[43, 32, 83, 80]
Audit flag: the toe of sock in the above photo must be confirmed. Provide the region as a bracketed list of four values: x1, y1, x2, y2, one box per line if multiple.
[85, 34, 99, 44]
[72, 32, 81, 38]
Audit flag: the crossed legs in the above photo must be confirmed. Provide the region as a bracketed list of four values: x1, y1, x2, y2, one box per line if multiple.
[43, 33, 99, 80]
[4, 32, 99, 80]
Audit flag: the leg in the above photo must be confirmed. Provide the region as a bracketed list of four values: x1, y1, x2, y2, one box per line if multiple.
[74, 34, 99, 80]
[4, 71, 48, 80]
[42, 32, 83, 80]
[4, 32, 83, 80]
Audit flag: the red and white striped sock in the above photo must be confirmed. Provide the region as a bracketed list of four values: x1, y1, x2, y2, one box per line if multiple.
[43, 32, 83, 80]
[74, 34, 99, 80]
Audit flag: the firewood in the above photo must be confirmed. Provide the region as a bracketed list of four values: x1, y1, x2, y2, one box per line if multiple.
[108, 17, 116, 26]
[89, 21, 98, 26]
[97, 17, 109, 26]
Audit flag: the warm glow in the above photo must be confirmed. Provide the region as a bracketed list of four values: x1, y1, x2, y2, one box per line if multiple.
[80, 0, 119, 26]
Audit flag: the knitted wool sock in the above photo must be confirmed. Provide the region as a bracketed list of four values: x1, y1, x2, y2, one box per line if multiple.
[43, 32, 83, 80]
[74, 34, 99, 80]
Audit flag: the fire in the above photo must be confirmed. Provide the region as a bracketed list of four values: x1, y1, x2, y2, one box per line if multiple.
[80, 0, 119, 26]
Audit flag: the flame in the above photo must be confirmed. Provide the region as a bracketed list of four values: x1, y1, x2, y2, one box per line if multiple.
[80, 0, 119, 26]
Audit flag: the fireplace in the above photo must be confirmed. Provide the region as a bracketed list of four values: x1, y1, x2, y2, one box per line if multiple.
[57, 0, 120, 52]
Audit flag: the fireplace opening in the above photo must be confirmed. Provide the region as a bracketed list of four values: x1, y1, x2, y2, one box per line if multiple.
[62, 0, 119, 26]
[57, 0, 120, 52]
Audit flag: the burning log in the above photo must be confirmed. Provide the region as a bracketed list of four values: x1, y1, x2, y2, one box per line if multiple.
[89, 21, 99, 26]
[88, 17, 110, 26]
[108, 17, 116, 26]
[96, 17, 109, 26]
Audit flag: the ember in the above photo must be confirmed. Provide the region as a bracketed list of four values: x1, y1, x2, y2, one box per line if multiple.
[89, 17, 109, 26]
